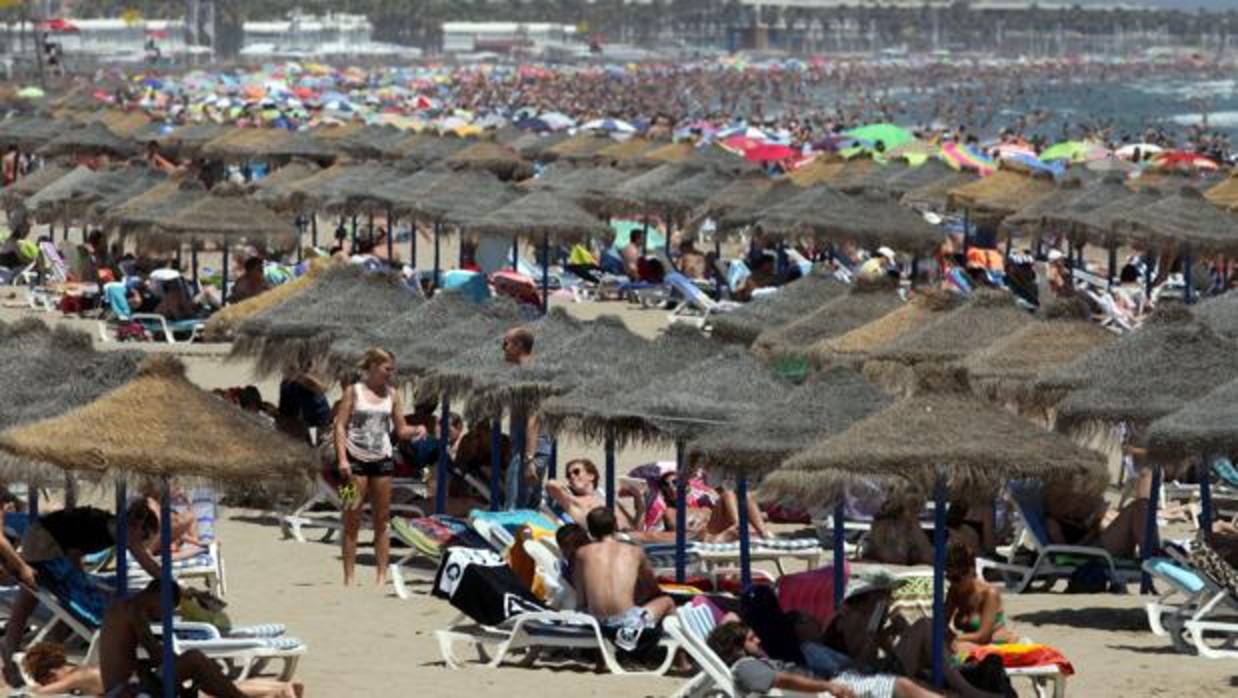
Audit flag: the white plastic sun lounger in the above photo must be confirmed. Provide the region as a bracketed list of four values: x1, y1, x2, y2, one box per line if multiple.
[280, 473, 425, 543]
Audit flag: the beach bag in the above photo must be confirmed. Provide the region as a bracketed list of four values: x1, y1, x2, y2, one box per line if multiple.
[1065, 560, 1114, 594]
[958, 654, 1016, 697]
[178, 589, 232, 634]
[432, 547, 547, 626]
[114, 321, 147, 342]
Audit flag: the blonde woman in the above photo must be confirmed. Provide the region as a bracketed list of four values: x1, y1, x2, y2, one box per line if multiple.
[333, 348, 420, 587]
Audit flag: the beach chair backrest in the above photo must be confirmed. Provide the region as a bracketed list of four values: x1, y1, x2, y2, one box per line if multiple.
[665, 271, 708, 305]
[670, 609, 737, 695]
[727, 259, 751, 291]
[38, 241, 67, 283]
[189, 488, 217, 546]
[103, 281, 132, 320]
[1006, 480, 1052, 549]
[1212, 457, 1238, 489]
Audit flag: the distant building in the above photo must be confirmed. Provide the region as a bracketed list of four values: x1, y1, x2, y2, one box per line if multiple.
[442, 22, 579, 55]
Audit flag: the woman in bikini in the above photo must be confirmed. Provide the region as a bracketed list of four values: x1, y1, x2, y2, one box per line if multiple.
[944, 544, 1017, 655]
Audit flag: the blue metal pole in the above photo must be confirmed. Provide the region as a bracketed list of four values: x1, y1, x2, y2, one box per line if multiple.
[540, 232, 550, 315]
[409, 221, 417, 270]
[433, 222, 442, 292]
[489, 420, 502, 511]
[675, 440, 687, 584]
[832, 501, 846, 610]
[386, 209, 395, 264]
[159, 478, 176, 698]
[435, 397, 451, 515]
[114, 477, 128, 598]
[931, 474, 947, 689]
[604, 432, 616, 511]
[1144, 250, 1154, 300]
[737, 477, 752, 590]
[547, 439, 558, 481]
[220, 242, 230, 307]
[511, 235, 519, 272]
[512, 411, 527, 510]
[1200, 457, 1214, 542]
[1107, 246, 1117, 290]
[1141, 464, 1162, 593]
[26, 485, 37, 518]
[714, 236, 724, 297]
[311, 214, 318, 249]
[1184, 249, 1194, 305]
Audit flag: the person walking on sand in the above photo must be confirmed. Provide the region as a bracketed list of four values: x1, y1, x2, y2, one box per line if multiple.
[333, 348, 421, 587]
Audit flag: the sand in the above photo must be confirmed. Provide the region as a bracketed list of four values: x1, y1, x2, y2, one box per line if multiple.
[0, 296, 1230, 698]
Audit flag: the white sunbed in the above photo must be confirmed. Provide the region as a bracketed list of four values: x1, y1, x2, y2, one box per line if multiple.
[1177, 537, 1238, 659]
[280, 473, 425, 543]
[126, 488, 227, 597]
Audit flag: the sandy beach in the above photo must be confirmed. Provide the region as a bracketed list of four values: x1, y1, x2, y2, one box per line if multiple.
[1, 297, 1234, 698]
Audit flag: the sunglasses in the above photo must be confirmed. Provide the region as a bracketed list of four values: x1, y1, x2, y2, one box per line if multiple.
[568, 467, 587, 477]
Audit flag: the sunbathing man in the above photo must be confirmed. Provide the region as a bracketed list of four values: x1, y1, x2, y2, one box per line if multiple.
[100, 580, 284, 698]
[545, 458, 634, 530]
[574, 508, 673, 656]
[2, 503, 162, 687]
[22, 640, 303, 697]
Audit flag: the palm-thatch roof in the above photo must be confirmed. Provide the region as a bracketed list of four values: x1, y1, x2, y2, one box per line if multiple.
[690, 367, 891, 479]
[1205, 172, 1238, 212]
[0, 320, 143, 484]
[862, 291, 1035, 394]
[645, 168, 736, 222]
[154, 122, 228, 159]
[231, 264, 423, 377]
[961, 299, 1117, 404]
[1145, 377, 1238, 459]
[600, 347, 790, 445]
[395, 297, 526, 383]
[301, 162, 404, 215]
[1194, 291, 1238, 340]
[403, 170, 520, 227]
[539, 325, 720, 446]
[787, 157, 851, 187]
[251, 160, 323, 211]
[715, 179, 804, 233]
[466, 190, 607, 241]
[1002, 177, 1089, 234]
[812, 289, 964, 367]
[1060, 182, 1158, 247]
[763, 380, 1108, 506]
[640, 142, 695, 166]
[0, 356, 314, 486]
[202, 259, 333, 341]
[263, 130, 339, 163]
[201, 127, 287, 161]
[1, 162, 74, 211]
[753, 280, 905, 359]
[38, 121, 136, 159]
[1034, 305, 1238, 431]
[527, 164, 631, 215]
[947, 169, 1056, 219]
[445, 140, 534, 181]
[884, 158, 964, 199]
[335, 125, 409, 161]
[1111, 186, 1238, 255]
[545, 134, 614, 163]
[137, 185, 296, 251]
[900, 166, 975, 211]
[695, 176, 776, 221]
[396, 134, 472, 169]
[508, 131, 572, 162]
[594, 137, 659, 168]
[710, 271, 850, 346]
[24, 163, 166, 224]
[104, 178, 202, 237]
[682, 144, 762, 176]
[757, 185, 942, 253]
[603, 163, 699, 217]
[0, 116, 72, 151]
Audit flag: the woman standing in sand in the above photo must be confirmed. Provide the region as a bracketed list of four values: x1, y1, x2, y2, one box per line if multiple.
[333, 348, 420, 587]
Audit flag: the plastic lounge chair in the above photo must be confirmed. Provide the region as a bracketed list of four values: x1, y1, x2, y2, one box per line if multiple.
[976, 481, 1142, 593]
[280, 472, 425, 543]
[1142, 552, 1223, 653]
[664, 608, 820, 698]
[97, 280, 205, 344]
[126, 488, 227, 597]
[664, 272, 741, 329]
[388, 516, 490, 600]
[1180, 536, 1238, 659]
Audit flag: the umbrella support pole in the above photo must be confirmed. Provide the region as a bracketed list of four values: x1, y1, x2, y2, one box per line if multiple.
[1107, 246, 1118, 290]
[642, 217, 649, 257]
[26, 484, 36, 517]
[832, 502, 846, 609]
[489, 420, 503, 511]
[1003, 235, 1012, 263]
[511, 411, 526, 510]
[931, 473, 947, 689]
[674, 440, 687, 584]
[714, 237, 724, 297]
[540, 231, 550, 315]
[664, 211, 677, 273]
[1184, 249, 1193, 305]
[295, 219, 303, 263]
[386, 209, 395, 265]
[175, 247, 182, 272]
[1144, 252, 1154, 302]
[350, 215, 358, 253]
[1201, 457, 1214, 543]
[191, 243, 199, 289]
[604, 432, 616, 512]
[221, 242, 230, 307]
[776, 242, 788, 279]
[114, 476, 128, 598]
[1076, 242, 1086, 271]
[1140, 464, 1162, 594]
[433, 222, 442, 295]
[63, 474, 76, 510]
[410, 222, 417, 271]
[510, 235, 518, 272]
[961, 209, 970, 257]
[311, 214, 318, 249]
[910, 255, 919, 290]
[434, 397, 451, 515]
[737, 477, 752, 590]
[547, 439, 557, 480]
[159, 477, 177, 698]
[368, 212, 375, 246]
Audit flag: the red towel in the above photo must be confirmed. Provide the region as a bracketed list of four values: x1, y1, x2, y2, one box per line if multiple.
[967, 643, 1075, 676]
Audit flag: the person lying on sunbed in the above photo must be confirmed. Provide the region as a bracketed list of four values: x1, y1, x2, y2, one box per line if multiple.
[22, 640, 303, 697]
[638, 467, 771, 543]
[708, 617, 943, 698]
[100, 581, 300, 698]
[945, 544, 1017, 655]
[545, 458, 635, 530]
[1043, 470, 1151, 559]
[138, 483, 206, 561]
[864, 495, 935, 566]
[573, 508, 673, 657]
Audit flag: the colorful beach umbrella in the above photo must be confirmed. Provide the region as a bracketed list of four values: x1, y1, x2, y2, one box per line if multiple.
[844, 123, 913, 151]
[1039, 141, 1108, 163]
[940, 141, 995, 176]
[1149, 150, 1219, 172]
[580, 118, 636, 134]
[742, 143, 797, 163]
[1116, 143, 1164, 161]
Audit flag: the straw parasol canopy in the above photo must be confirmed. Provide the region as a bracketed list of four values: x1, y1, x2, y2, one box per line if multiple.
[24, 163, 167, 224]
[394, 296, 526, 384]
[603, 163, 700, 217]
[1, 162, 73, 211]
[1002, 177, 1088, 234]
[595, 137, 659, 168]
[0, 115, 71, 151]
[335, 125, 409, 161]
[1060, 182, 1159, 247]
[306, 162, 404, 215]
[539, 325, 719, 447]
[0, 320, 143, 484]
[201, 127, 288, 161]
[947, 169, 1056, 220]
[154, 122, 228, 159]
[961, 299, 1117, 405]
[1033, 305, 1238, 432]
[1205, 172, 1238, 212]
[862, 291, 1035, 395]
[545, 134, 614, 163]
[601, 346, 791, 445]
[758, 185, 942, 253]
[527, 163, 630, 215]
[445, 140, 534, 181]
[466, 190, 607, 241]
[139, 184, 297, 252]
[900, 166, 975, 211]
[1111, 186, 1238, 256]
[683, 143, 763, 176]
[0, 356, 314, 487]
[715, 179, 804, 233]
[787, 157, 850, 187]
[640, 142, 695, 166]
[885, 158, 966, 199]
[1145, 377, 1238, 459]
[251, 160, 323, 212]
[396, 134, 472, 169]
[38, 121, 136, 159]
[202, 259, 333, 341]
[812, 289, 964, 368]
[690, 366, 891, 480]
[418, 308, 586, 410]
[710, 271, 850, 346]
[763, 376, 1108, 506]
[231, 264, 423, 377]
[403, 170, 520, 227]
[695, 175, 775, 221]
[508, 131, 572, 162]
[1194, 291, 1238, 340]
[646, 168, 736, 222]
[753, 279, 905, 359]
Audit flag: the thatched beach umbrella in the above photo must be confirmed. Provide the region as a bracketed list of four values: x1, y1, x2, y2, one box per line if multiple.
[715, 179, 803, 233]
[602, 163, 699, 218]
[0, 116, 70, 151]
[404, 170, 520, 227]
[862, 291, 1035, 395]
[710, 271, 850, 346]
[508, 131, 572, 162]
[1205, 172, 1238, 211]
[251, 160, 323, 212]
[261, 130, 339, 163]
[883, 158, 963, 199]
[335, 125, 409, 161]
[153, 122, 228, 159]
[946, 169, 1056, 219]
[1, 162, 73, 211]
[813, 289, 964, 368]
[900, 167, 975, 211]
[758, 185, 942, 253]
[753, 280, 905, 359]
[545, 133, 614, 163]
[640, 142, 694, 166]
[143, 186, 297, 252]
[646, 168, 736, 223]
[201, 127, 288, 162]
[396, 134, 472, 169]
[961, 299, 1117, 405]
[527, 163, 630, 215]
[787, 157, 853, 187]
[25, 163, 166, 225]
[445, 140, 534, 181]
[1145, 378, 1238, 460]
[1111, 186, 1238, 257]
[595, 137, 659, 168]
[38, 121, 136, 159]
[467, 190, 608, 242]
[1061, 183, 1160, 247]
[695, 175, 775, 221]
[1194, 290, 1238, 340]
[690, 366, 891, 481]
[202, 259, 333, 341]
[231, 264, 423, 377]
[393, 296, 527, 383]
[1002, 177, 1088, 235]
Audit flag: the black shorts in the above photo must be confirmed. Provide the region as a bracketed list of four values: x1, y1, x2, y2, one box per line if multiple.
[353, 458, 394, 477]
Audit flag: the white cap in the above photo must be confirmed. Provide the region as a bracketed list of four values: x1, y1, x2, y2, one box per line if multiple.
[922, 211, 943, 225]
[1047, 249, 1065, 263]
[876, 246, 896, 260]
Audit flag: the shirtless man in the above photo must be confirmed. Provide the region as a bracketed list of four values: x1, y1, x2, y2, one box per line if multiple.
[622, 229, 644, 280]
[573, 508, 673, 654]
[545, 458, 634, 530]
[100, 581, 248, 698]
